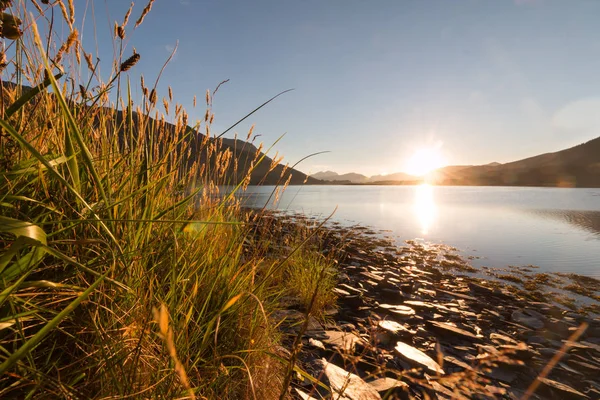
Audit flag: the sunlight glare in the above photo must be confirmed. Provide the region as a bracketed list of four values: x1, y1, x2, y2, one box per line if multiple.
[413, 183, 436, 236]
[405, 147, 445, 176]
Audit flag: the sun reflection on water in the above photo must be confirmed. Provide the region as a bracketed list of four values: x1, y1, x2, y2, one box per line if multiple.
[413, 183, 436, 235]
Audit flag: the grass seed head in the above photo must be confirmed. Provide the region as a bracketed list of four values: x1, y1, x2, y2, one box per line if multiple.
[163, 98, 169, 115]
[0, 1, 12, 12]
[68, 0, 74, 25]
[135, 0, 155, 28]
[0, 12, 22, 39]
[84, 52, 94, 71]
[149, 88, 157, 104]
[120, 51, 140, 72]
[123, 2, 134, 26]
[55, 28, 78, 64]
[56, 0, 71, 28]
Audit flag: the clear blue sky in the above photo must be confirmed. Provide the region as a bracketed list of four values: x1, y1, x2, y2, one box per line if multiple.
[73, 0, 600, 175]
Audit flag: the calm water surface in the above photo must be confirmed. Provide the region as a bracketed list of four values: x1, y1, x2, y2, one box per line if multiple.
[241, 185, 600, 277]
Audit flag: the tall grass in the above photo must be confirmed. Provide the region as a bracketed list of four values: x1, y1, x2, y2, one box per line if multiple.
[0, 1, 334, 398]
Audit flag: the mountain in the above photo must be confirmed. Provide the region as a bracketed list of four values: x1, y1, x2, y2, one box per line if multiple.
[110, 109, 321, 185]
[310, 136, 600, 188]
[311, 171, 369, 183]
[311, 170, 419, 184]
[5, 80, 316, 186]
[428, 136, 600, 188]
[368, 172, 415, 183]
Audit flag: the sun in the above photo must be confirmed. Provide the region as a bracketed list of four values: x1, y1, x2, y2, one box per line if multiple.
[404, 147, 445, 176]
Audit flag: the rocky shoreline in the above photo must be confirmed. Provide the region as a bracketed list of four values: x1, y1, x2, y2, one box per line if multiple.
[250, 210, 600, 399]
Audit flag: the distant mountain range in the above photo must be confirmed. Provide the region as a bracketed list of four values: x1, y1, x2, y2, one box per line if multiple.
[310, 136, 600, 188]
[311, 171, 416, 184]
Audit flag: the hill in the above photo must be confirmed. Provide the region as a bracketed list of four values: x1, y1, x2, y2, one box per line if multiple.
[368, 172, 415, 183]
[428, 136, 600, 187]
[311, 171, 369, 183]
[2, 80, 319, 186]
[311, 170, 416, 184]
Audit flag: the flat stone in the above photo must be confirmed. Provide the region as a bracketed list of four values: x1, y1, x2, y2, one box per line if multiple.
[564, 340, 595, 350]
[417, 288, 437, 297]
[482, 309, 503, 319]
[468, 281, 496, 295]
[379, 288, 404, 302]
[323, 330, 364, 353]
[338, 283, 365, 294]
[580, 341, 600, 353]
[360, 271, 384, 282]
[308, 338, 325, 350]
[340, 295, 364, 307]
[377, 320, 413, 335]
[490, 332, 519, 345]
[567, 359, 600, 373]
[316, 359, 382, 400]
[499, 343, 539, 360]
[522, 308, 546, 320]
[428, 380, 470, 400]
[538, 377, 589, 399]
[404, 300, 435, 310]
[378, 304, 415, 317]
[512, 310, 544, 330]
[368, 377, 408, 393]
[427, 321, 480, 341]
[333, 287, 351, 296]
[444, 355, 474, 371]
[558, 362, 584, 376]
[485, 365, 518, 383]
[436, 287, 477, 300]
[394, 341, 445, 375]
[295, 388, 319, 400]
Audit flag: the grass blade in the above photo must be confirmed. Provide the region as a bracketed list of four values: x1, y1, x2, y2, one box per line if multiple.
[4, 73, 63, 118]
[0, 273, 107, 375]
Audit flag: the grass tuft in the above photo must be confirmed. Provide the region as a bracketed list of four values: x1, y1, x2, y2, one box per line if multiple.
[0, 2, 332, 398]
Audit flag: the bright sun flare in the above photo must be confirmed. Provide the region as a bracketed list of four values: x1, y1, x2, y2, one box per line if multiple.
[405, 147, 445, 176]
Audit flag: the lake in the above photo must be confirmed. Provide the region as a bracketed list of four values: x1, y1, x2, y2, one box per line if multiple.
[240, 185, 600, 278]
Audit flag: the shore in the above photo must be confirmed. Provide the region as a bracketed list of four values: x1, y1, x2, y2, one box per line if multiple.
[252, 210, 600, 399]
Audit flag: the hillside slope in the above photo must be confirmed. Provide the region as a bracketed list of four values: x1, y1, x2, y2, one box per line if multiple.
[430, 136, 600, 187]
[106, 109, 321, 186]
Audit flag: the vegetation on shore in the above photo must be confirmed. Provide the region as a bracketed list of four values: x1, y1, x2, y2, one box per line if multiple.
[0, 1, 335, 398]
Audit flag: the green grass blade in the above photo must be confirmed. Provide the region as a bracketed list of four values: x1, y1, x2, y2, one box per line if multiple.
[0, 273, 107, 375]
[45, 72, 107, 207]
[0, 217, 47, 244]
[3, 73, 63, 118]
[0, 118, 122, 252]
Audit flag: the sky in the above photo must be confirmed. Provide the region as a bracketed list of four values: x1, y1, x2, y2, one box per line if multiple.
[62, 1, 600, 175]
